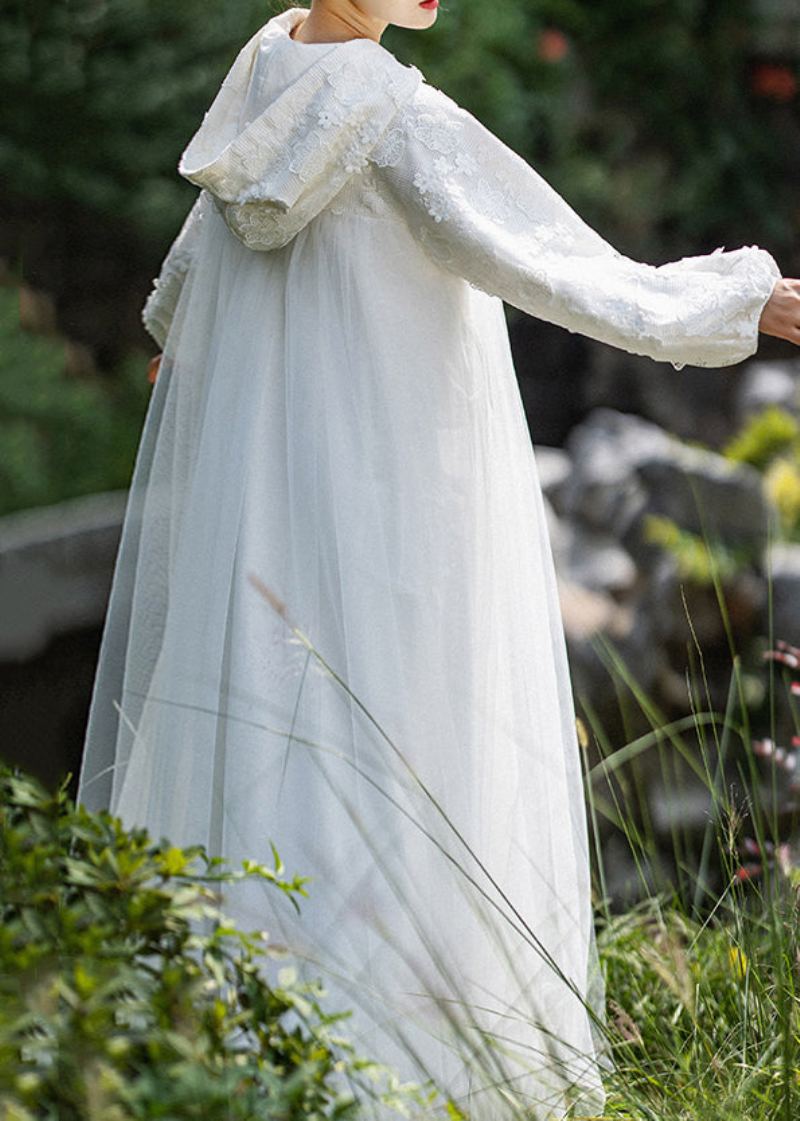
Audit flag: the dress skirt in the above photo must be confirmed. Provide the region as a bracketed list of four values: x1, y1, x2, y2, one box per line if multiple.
[78, 201, 610, 1121]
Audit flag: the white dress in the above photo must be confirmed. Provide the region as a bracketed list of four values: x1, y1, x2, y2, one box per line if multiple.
[77, 8, 782, 1120]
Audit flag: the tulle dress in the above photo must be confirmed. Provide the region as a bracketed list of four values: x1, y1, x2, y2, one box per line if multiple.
[76, 7, 782, 1119]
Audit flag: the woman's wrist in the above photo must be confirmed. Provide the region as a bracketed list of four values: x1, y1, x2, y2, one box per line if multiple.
[759, 277, 800, 345]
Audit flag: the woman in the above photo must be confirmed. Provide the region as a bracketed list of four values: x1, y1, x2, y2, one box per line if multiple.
[78, 3, 798, 1119]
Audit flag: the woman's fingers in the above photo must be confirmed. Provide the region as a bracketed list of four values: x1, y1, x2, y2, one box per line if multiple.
[147, 353, 162, 384]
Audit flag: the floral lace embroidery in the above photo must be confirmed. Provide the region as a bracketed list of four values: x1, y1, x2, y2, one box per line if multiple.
[141, 192, 209, 346]
[370, 89, 583, 253]
[366, 89, 587, 304]
[214, 47, 422, 249]
[366, 84, 781, 371]
[327, 164, 394, 219]
[162, 43, 780, 372]
[234, 50, 420, 203]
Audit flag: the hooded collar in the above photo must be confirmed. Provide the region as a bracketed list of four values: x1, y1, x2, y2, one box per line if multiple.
[177, 8, 422, 210]
[178, 8, 421, 199]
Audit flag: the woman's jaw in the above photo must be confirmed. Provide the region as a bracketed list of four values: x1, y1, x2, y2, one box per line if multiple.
[292, 0, 439, 45]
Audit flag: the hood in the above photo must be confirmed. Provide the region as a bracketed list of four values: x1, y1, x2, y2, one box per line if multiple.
[177, 7, 423, 249]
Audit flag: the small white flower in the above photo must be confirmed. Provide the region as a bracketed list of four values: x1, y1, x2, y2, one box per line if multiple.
[357, 118, 383, 146]
[327, 60, 372, 105]
[413, 168, 438, 195]
[318, 104, 347, 128]
[427, 194, 452, 223]
[473, 178, 511, 223]
[343, 146, 368, 174]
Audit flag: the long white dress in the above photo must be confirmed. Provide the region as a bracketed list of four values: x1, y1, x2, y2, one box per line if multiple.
[76, 8, 782, 1120]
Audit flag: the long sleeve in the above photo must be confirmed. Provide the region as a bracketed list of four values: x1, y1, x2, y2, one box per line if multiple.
[140, 190, 210, 350]
[367, 82, 783, 370]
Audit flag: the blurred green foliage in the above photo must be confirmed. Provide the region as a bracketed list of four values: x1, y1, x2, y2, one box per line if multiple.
[2, 0, 270, 245]
[642, 512, 753, 586]
[722, 404, 800, 538]
[644, 405, 800, 584]
[0, 762, 438, 1121]
[0, 285, 150, 516]
[2, 0, 796, 256]
[398, 0, 796, 259]
[722, 402, 800, 469]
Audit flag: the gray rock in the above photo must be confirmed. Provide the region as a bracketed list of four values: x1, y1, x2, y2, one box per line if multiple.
[598, 833, 653, 908]
[557, 576, 635, 715]
[0, 490, 126, 660]
[736, 360, 800, 425]
[637, 441, 774, 545]
[759, 541, 800, 642]
[557, 576, 632, 644]
[634, 550, 731, 651]
[560, 408, 671, 533]
[557, 575, 668, 726]
[563, 524, 638, 597]
[650, 778, 714, 835]
[630, 552, 682, 645]
[533, 444, 571, 507]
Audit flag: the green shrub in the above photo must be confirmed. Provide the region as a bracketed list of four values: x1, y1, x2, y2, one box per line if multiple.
[763, 456, 800, 536]
[641, 513, 752, 586]
[721, 404, 800, 471]
[720, 405, 800, 540]
[0, 763, 436, 1121]
[0, 0, 272, 245]
[643, 407, 800, 578]
[0, 286, 150, 516]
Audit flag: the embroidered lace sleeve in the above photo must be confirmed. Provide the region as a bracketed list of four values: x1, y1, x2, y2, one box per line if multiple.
[369, 83, 782, 370]
[141, 190, 209, 350]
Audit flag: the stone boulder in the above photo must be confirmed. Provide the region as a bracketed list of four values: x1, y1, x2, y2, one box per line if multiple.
[759, 541, 800, 643]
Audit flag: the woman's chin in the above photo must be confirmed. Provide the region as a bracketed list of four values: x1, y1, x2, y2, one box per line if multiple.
[395, 1, 439, 31]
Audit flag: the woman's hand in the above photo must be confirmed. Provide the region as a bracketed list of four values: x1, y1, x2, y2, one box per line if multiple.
[759, 278, 800, 345]
[147, 353, 162, 384]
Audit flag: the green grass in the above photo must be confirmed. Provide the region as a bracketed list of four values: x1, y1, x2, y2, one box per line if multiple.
[593, 883, 800, 1120]
[574, 499, 800, 1120]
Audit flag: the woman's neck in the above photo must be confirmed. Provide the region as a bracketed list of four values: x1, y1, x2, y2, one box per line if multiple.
[290, 3, 387, 45]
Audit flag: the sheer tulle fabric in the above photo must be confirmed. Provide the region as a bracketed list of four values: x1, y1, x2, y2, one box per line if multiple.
[78, 200, 610, 1117]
